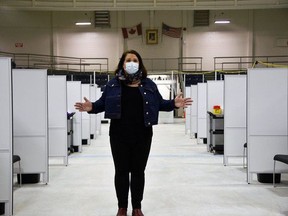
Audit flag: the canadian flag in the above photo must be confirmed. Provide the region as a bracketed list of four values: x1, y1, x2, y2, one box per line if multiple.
[122, 23, 142, 39]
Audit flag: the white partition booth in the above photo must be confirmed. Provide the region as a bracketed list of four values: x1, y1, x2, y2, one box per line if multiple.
[185, 86, 191, 134]
[197, 83, 207, 144]
[206, 80, 224, 153]
[81, 84, 91, 145]
[224, 75, 247, 166]
[13, 69, 49, 184]
[95, 87, 102, 135]
[206, 81, 224, 111]
[67, 81, 82, 152]
[190, 85, 198, 139]
[150, 75, 175, 124]
[89, 85, 102, 138]
[247, 68, 288, 183]
[48, 76, 68, 165]
[89, 84, 97, 139]
[0, 58, 13, 216]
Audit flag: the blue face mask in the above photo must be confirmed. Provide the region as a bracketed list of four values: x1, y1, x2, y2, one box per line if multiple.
[125, 62, 139, 74]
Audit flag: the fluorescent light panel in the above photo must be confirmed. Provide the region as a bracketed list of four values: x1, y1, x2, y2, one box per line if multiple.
[214, 20, 230, 24]
[75, 22, 91, 26]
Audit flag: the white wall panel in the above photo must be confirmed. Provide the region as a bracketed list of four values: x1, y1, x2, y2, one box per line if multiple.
[89, 85, 97, 139]
[157, 83, 174, 124]
[48, 76, 68, 165]
[190, 85, 198, 138]
[67, 81, 82, 152]
[248, 69, 287, 135]
[207, 80, 224, 113]
[197, 83, 207, 141]
[13, 73, 47, 136]
[249, 136, 288, 173]
[0, 154, 11, 199]
[56, 30, 119, 70]
[185, 86, 191, 134]
[247, 68, 288, 183]
[81, 84, 91, 144]
[96, 87, 102, 135]
[13, 69, 48, 184]
[224, 76, 247, 127]
[89, 85, 102, 137]
[224, 128, 246, 162]
[224, 75, 247, 165]
[14, 137, 47, 172]
[0, 58, 13, 216]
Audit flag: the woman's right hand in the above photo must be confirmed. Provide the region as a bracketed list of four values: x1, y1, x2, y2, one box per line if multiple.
[74, 97, 92, 112]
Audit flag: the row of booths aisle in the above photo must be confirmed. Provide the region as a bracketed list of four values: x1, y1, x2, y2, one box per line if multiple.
[0, 56, 179, 216]
[0, 57, 104, 216]
[1, 55, 288, 215]
[185, 68, 288, 184]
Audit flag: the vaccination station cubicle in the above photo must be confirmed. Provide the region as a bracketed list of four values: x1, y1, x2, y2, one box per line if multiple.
[186, 67, 288, 184]
[48, 76, 68, 166]
[0, 57, 104, 215]
[206, 80, 224, 154]
[1, 62, 50, 216]
[196, 82, 208, 145]
[223, 75, 247, 166]
[188, 80, 224, 153]
[13, 69, 49, 184]
[190, 85, 198, 139]
[247, 68, 288, 183]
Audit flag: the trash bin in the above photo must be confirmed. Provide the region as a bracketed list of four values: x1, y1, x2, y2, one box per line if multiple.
[18, 174, 40, 184]
[257, 173, 281, 183]
[0, 202, 5, 215]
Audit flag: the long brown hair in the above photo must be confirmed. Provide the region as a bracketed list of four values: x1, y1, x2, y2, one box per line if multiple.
[114, 50, 148, 78]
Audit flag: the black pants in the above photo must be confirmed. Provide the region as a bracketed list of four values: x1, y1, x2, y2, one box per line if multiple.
[110, 134, 152, 209]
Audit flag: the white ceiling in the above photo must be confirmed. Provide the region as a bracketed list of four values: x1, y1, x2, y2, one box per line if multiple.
[0, 0, 288, 11]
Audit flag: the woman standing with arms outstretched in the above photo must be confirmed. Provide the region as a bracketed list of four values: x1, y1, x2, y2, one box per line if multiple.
[75, 50, 192, 216]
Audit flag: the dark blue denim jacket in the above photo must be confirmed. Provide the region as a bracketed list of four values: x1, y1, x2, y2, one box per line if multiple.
[89, 77, 175, 127]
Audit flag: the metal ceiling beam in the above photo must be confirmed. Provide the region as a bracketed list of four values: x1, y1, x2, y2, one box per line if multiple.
[0, 0, 288, 11]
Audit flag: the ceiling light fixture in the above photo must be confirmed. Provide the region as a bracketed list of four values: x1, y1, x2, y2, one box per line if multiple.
[214, 20, 231, 24]
[75, 22, 92, 26]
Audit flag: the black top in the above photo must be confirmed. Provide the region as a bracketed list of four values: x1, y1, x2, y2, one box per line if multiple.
[121, 83, 145, 126]
[110, 83, 152, 140]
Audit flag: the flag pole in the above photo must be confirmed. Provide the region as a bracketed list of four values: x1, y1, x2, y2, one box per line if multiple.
[161, 23, 163, 43]
[124, 38, 128, 51]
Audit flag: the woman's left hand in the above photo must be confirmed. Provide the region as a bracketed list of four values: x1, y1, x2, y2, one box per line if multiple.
[174, 93, 193, 108]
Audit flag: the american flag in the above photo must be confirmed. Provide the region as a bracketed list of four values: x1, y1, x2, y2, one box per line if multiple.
[162, 23, 182, 38]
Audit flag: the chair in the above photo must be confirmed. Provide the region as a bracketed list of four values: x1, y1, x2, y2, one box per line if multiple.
[13, 155, 22, 187]
[273, 154, 288, 187]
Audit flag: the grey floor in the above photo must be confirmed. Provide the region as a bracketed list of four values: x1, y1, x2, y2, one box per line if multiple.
[13, 119, 288, 216]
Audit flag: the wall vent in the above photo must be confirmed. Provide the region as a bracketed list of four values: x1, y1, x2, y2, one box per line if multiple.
[95, 11, 110, 28]
[194, 10, 209, 27]
[275, 38, 288, 47]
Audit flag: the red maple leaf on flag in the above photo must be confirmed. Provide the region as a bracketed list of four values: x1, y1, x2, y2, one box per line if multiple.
[121, 23, 142, 39]
[129, 28, 136, 35]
